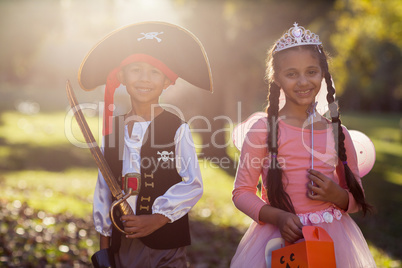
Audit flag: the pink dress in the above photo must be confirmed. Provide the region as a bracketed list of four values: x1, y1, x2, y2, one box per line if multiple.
[230, 118, 376, 268]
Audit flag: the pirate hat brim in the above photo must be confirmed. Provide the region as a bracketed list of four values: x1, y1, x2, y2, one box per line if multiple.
[78, 21, 213, 92]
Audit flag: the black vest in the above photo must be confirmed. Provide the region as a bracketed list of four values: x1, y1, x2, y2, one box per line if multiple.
[104, 110, 191, 250]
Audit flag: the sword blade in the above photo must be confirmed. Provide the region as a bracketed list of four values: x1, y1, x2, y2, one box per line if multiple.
[66, 80, 133, 216]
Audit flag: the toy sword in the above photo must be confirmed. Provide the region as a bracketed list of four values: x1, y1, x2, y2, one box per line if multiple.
[66, 80, 134, 235]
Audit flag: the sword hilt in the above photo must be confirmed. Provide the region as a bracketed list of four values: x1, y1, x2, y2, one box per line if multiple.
[110, 189, 135, 235]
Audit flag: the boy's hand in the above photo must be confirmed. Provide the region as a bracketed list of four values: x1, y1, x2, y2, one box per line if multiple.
[307, 169, 349, 210]
[120, 214, 169, 239]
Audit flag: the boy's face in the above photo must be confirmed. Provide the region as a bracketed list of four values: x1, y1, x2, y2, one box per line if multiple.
[119, 62, 171, 106]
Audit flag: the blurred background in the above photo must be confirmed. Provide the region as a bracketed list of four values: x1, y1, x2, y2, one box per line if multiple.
[0, 0, 401, 267]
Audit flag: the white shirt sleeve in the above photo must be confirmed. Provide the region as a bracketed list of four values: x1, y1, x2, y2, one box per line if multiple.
[152, 123, 203, 222]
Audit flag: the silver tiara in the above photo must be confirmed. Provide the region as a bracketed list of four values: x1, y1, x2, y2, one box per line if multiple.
[274, 23, 322, 53]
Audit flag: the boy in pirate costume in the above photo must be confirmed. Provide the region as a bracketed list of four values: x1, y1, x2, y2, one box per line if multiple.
[78, 22, 213, 267]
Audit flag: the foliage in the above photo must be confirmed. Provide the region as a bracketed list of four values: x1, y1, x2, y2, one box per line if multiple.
[330, 0, 402, 111]
[0, 198, 98, 267]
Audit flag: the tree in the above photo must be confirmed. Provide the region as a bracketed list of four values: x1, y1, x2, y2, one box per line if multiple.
[330, 0, 402, 111]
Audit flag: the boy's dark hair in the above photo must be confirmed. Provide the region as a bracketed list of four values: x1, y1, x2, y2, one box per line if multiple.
[264, 44, 372, 215]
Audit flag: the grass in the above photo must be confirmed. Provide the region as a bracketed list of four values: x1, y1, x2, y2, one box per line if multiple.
[193, 160, 251, 229]
[341, 112, 402, 268]
[1, 169, 96, 218]
[0, 110, 401, 267]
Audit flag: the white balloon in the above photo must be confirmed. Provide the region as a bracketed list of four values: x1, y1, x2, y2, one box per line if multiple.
[349, 130, 376, 178]
[232, 112, 266, 151]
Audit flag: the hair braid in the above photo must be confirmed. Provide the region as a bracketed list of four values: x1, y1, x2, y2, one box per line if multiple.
[319, 49, 372, 215]
[266, 82, 296, 214]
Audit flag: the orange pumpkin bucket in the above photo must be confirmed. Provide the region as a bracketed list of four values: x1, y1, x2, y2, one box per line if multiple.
[271, 226, 336, 268]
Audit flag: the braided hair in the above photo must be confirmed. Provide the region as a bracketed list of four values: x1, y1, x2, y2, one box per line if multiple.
[265, 44, 372, 215]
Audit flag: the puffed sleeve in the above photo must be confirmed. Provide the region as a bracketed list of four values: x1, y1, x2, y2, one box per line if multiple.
[92, 138, 113, 236]
[152, 123, 203, 222]
[232, 118, 269, 223]
[337, 125, 363, 213]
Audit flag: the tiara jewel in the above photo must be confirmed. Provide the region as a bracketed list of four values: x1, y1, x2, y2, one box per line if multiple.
[274, 22, 322, 53]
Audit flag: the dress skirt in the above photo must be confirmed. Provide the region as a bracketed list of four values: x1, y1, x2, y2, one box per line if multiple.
[230, 213, 376, 268]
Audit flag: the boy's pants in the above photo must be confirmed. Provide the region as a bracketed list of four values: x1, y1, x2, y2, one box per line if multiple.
[114, 236, 187, 268]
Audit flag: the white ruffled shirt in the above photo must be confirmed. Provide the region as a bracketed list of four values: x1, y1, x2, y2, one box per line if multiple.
[93, 121, 203, 237]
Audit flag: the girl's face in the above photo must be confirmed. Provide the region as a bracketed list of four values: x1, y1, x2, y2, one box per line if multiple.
[119, 62, 171, 106]
[274, 48, 323, 109]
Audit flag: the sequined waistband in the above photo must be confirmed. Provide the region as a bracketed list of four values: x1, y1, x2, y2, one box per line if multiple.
[297, 206, 343, 225]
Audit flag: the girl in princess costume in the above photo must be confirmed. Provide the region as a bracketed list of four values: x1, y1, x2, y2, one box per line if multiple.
[230, 23, 376, 268]
[78, 22, 213, 267]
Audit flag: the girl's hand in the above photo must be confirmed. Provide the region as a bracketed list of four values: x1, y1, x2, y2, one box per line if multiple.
[120, 214, 169, 239]
[276, 211, 303, 243]
[307, 169, 349, 210]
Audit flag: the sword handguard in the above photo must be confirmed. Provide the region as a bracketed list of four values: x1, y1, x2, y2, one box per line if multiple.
[110, 188, 134, 235]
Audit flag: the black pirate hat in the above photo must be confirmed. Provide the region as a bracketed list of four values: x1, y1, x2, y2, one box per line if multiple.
[78, 21, 213, 92]
[77, 21, 213, 135]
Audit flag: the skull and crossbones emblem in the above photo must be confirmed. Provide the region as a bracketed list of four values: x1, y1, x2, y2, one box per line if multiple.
[157, 151, 174, 162]
[137, 32, 164, 43]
